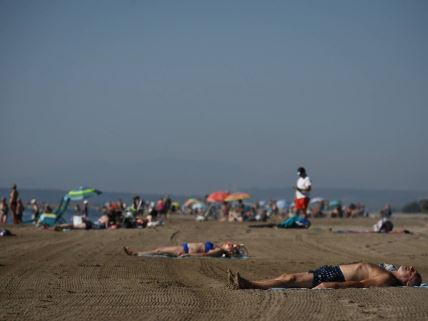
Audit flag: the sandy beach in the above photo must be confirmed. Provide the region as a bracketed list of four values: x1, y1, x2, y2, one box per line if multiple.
[1, 215, 428, 321]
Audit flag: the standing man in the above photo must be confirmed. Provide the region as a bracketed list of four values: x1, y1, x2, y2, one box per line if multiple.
[83, 200, 89, 219]
[9, 184, 19, 224]
[294, 167, 311, 218]
[16, 198, 24, 224]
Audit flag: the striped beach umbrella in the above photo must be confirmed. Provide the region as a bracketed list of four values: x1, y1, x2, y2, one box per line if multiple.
[66, 187, 102, 201]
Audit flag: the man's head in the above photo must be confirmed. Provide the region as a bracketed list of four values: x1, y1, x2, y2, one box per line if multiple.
[220, 242, 248, 257]
[297, 167, 306, 177]
[397, 265, 422, 286]
[221, 242, 234, 254]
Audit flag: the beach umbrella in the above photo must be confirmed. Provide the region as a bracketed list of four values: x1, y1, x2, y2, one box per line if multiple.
[310, 197, 325, 205]
[172, 201, 180, 208]
[258, 200, 267, 208]
[66, 186, 102, 201]
[328, 200, 341, 209]
[276, 199, 288, 210]
[184, 198, 200, 207]
[192, 202, 207, 211]
[207, 191, 230, 203]
[225, 192, 251, 202]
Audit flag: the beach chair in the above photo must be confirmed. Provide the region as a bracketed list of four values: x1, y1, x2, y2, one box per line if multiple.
[37, 197, 70, 227]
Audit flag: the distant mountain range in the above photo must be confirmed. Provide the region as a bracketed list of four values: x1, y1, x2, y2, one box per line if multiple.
[1, 186, 427, 212]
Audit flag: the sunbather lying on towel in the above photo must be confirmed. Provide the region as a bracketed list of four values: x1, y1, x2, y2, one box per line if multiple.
[332, 218, 411, 234]
[229, 262, 422, 289]
[250, 215, 310, 229]
[124, 241, 247, 258]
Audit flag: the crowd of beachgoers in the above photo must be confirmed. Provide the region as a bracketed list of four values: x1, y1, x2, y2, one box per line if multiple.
[0, 183, 395, 233]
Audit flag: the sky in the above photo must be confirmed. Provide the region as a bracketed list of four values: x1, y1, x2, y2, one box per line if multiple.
[1, 0, 427, 194]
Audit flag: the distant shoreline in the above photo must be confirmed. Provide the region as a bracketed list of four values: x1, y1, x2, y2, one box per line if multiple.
[1, 186, 427, 212]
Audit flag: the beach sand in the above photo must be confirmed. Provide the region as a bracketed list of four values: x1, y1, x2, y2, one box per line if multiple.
[1, 215, 428, 321]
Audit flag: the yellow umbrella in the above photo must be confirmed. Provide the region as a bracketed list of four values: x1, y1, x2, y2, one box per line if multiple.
[225, 192, 251, 202]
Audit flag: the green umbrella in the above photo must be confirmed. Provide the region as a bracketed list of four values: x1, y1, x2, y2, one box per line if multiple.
[66, 186, 102, 201]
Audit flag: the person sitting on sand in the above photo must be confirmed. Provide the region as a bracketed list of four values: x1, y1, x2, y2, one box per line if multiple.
[124, 241, 246, 258]
[332, 217, 411, 234]
[229, 262, 422, 289]
[55, 213, 110, 231]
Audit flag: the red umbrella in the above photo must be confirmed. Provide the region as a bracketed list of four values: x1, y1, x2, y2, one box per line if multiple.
[207, 191, 230, 203]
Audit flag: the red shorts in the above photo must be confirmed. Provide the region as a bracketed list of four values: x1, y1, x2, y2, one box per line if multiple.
[294, 197, 309, 211]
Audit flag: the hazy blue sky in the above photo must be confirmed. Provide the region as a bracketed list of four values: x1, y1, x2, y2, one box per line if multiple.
[1, 0, 427, 194]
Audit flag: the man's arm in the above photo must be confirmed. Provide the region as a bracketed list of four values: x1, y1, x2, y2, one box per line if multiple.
[314, 275, 396, 289]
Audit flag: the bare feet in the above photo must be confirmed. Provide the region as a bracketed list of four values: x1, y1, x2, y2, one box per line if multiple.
[123, 246, 136, 256]
[227, 270, 254, 289]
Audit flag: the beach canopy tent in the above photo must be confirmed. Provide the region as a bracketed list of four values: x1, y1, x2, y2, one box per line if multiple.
[66, 187, 102, 201]
[225, 192, 251, 202]
[206, 191, 230, 203]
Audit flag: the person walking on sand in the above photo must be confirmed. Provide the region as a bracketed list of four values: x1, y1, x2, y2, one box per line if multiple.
[294, 167, 311, 218]
[229, 262, 422, 289]
[0, 198, 9, 224]
[9, 184, 19, 224]
[16, 198, 24, 224]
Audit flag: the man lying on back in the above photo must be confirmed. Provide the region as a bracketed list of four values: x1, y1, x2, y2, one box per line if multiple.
[230, 262, 422, 289]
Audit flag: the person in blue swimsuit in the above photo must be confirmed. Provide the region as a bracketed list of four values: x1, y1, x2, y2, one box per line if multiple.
[124, 241, 244, 258]
[230, 262, 422, 289]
